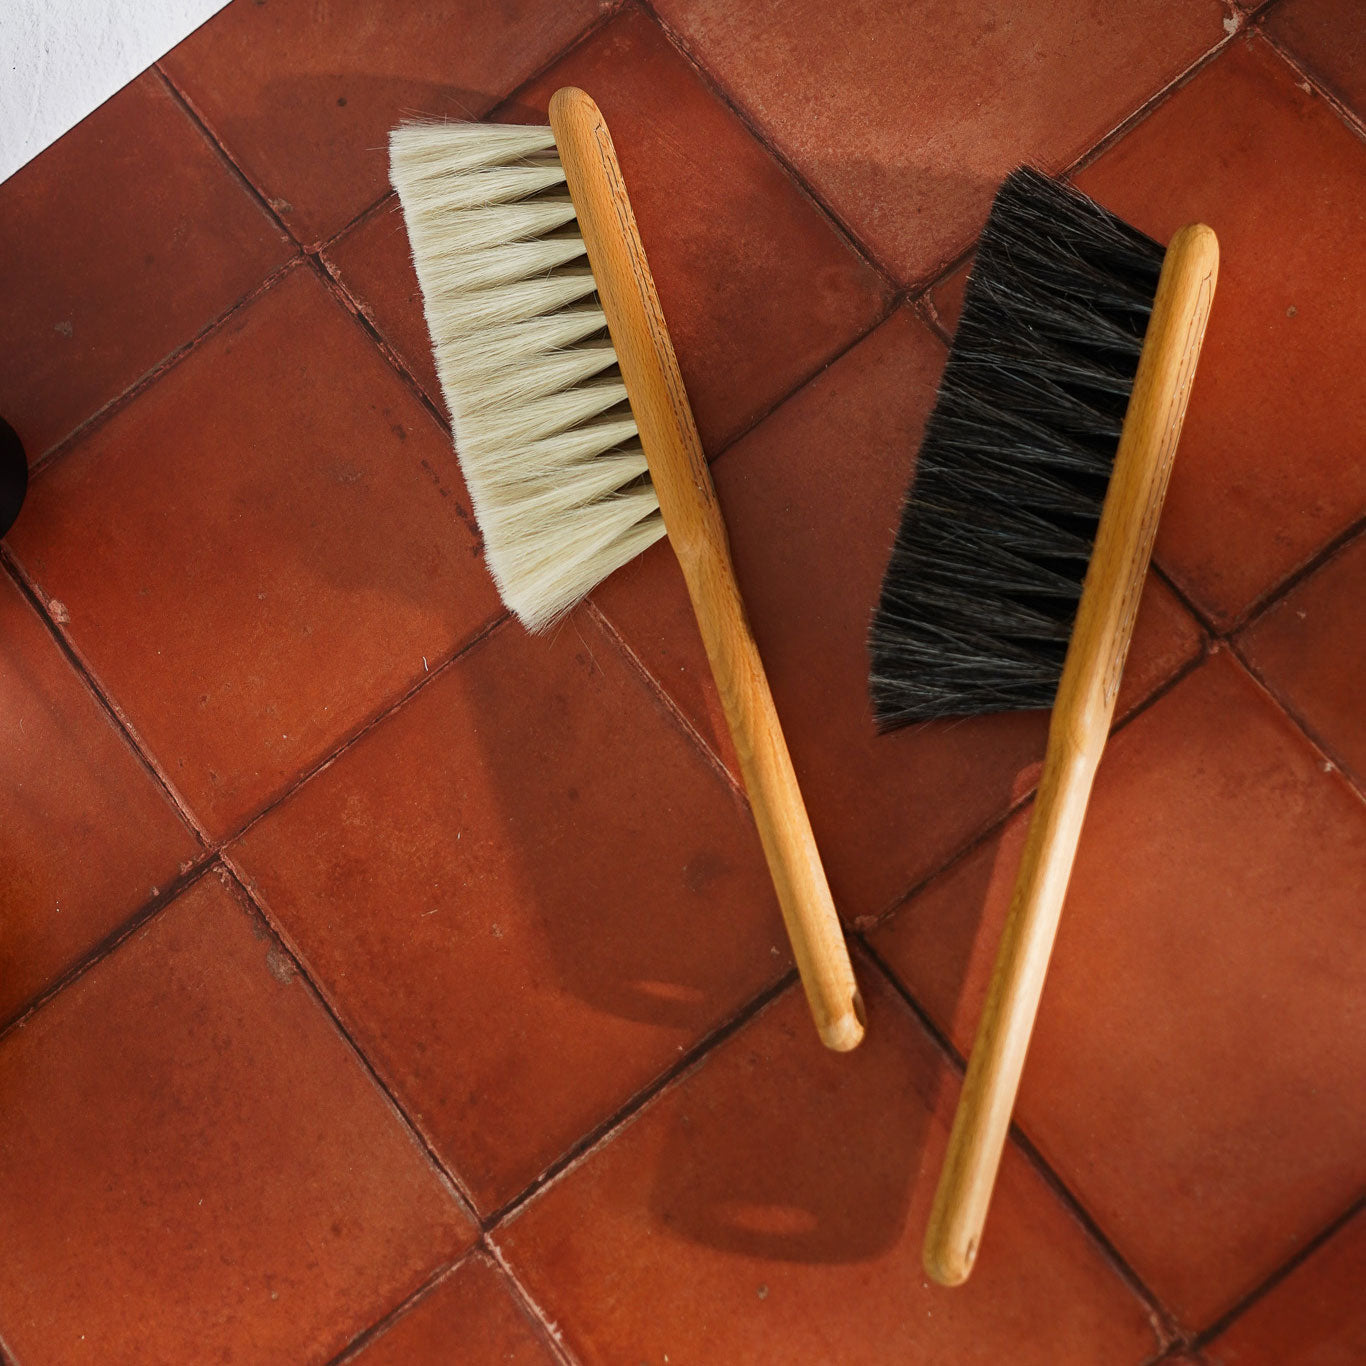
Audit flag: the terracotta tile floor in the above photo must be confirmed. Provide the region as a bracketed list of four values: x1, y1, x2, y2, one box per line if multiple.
[0, 3, 1362, 1362]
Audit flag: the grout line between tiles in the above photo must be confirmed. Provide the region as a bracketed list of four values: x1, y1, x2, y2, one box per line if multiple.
[0, 544, 211, 844]
[586, 600, 743, 800]
[1224, 513, 1366, 637]
[30, 257, 302, 477]
[221, 611, 509, 848]
[484, 1241, 580, 1366]
[633, 0, 901, 292]
[0, 859, 217, 1044]
[1063, 33, 1240, 183]
[911, 291, 952, 346]
[710, 291, 908, 463]
[326, 1256, 462, 1366]
[485, 971, 798, 1229]
[0, 607, 508, 1037]
[155, 62, 460, 441]
[307, 250, 453, 436]
[1258, 24, 1366, 144]
[860, 644, 1210, 935]
[1191, 1194, 1366, 1353]
[855, 943, 1181, 1352]
[222, 860, 486, 1226]
[328, 1239, 580, 1366]
[1221, 645, 1366, 803]
[152, 65, 297, 242]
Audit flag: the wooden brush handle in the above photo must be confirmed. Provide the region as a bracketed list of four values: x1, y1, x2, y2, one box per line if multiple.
[549, 87, 865, 1052]
[923, 223, 1219, 1285]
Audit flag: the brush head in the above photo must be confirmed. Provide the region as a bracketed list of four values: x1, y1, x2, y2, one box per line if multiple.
[868, 167, 1166, 730]
[390, 120, 665, 631]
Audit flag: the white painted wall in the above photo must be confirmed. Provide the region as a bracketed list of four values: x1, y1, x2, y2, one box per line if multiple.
[1, 0, 229, 184]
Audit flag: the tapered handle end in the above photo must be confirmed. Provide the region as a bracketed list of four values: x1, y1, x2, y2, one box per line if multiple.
[923, 1218, 979, 1287]
[816, 988, 866, 1052]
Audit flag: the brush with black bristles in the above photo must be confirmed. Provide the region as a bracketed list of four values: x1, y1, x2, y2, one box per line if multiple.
[869, 168, 1218, 1284]
[389, 88, 865, 1052]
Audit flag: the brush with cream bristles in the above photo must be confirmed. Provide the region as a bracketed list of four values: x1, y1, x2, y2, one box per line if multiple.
[389, 87, 865, 1052]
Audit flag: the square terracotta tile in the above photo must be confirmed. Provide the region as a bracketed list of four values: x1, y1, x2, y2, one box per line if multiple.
[595, 308, 1203, 922]
[1073, 37, 1366, 627]
[1205, 1211, 1366, 1365]
[347, 1253, 555, 1366]
[0, 574, 197, 1023]
[328, 7, 890, 454]
[872, 653, 1366, 1326]
[7, 267, 501, 839]
[0, 872, 473, 1366]
[0, 72, 291, 459]
[651, 0, 1226, 282]
[1265, 0, 1366, 123]
[231, 613, 791, 1213]
[496, 967, 1158, 1364]
[1237, 532, 1366, 787]
[160, 0, 605, 245]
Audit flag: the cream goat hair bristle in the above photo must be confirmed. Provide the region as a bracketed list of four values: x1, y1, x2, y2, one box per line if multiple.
[390, 120, 666, 630]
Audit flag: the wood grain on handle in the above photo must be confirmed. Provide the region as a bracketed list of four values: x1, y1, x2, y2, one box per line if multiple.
[548, 87, 865, 1052]
[923, 223, 1219, 1284]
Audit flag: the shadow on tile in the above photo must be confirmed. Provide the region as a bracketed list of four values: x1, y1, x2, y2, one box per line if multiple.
[447, 613, 788, 1033]
[639, 960, 928, 1265]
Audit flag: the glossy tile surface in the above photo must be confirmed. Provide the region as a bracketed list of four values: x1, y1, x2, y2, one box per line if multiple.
[873, 654, 1366, 1325]
[498, 969, 1158, 1364]
[233, 613, 790, 1212]
[8, 267, 500, 838]
[0, 73, 290, 458]
[0, 873, 473, 1366]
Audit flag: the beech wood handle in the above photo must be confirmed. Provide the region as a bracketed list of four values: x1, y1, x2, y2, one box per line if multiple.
[924, 223, 1219, 1283]
[549, 87, 865, 1051]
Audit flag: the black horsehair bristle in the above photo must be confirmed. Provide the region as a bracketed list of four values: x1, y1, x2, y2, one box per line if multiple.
[868, 167, 1165, 730]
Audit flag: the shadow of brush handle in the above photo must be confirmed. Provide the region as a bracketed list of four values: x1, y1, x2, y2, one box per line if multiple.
[924, 222, 1219, 1286]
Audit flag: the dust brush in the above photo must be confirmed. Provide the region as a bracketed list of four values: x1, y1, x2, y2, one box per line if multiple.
[868, 167, 1218, 1283]
[390, 88, 864, 1052]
